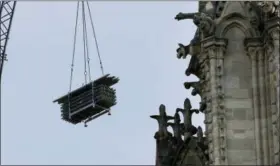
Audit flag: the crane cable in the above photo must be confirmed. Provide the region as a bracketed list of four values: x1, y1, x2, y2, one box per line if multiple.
[86, 1, 104, 76]
[82, 1, 90, 83]
[69, 2, 79, 94]
[69, 1, 104, 92]
[68, 1, 104, 118]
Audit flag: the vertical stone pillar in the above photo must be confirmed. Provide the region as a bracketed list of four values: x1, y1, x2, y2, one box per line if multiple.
[264, 44, 274, 164]
[216, 45, 227, 165]
[199, 49, 211, 144]
[246, 45, 262, 165]
[202, 37, 227, 165]
[208, 46, 221, 165]
[269, 27, 280, 165]
[257, 47, 270, 165]
[264, 13, 279, 164]
[264, 42, 274, 164]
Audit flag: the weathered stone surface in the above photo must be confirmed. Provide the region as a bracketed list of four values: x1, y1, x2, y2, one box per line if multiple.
[233, 108, 248, 120]
[227, 120, 254, 130]
[227, 138, 255, 150]
[227, 129, 255, 139]
[225, 89, 250, 99]
[224, 76, 240, 89]
[227, 150, 256, 165]
[225, 99, 252, 109]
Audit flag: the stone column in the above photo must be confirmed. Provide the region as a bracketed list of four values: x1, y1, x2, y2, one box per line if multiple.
[265, 41, 278, 165]
[216, 45, 227, 165]
[200, 50, 211, 147]
[269, 27, 280, 165]
[202, 37, 227, 165]
[264, 15, 279, 165]
[208, 46, 221, 165]
[257, 47, 270, 165]
[264, 42, 274, 164]
[247, 46, 262, 165]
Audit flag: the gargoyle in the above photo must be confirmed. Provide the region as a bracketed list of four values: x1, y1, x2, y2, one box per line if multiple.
[176, 43, 201, 59]
[184, 81, 202, 96]
[176, 43, 189, 59]
[175, 12, 215, 40]
[151, 104, 174, 140]
[199, 13, 216, 38]
[185, 55, 201, 78]
[175, 12, 201, 45]
[176, 98, 200, 140]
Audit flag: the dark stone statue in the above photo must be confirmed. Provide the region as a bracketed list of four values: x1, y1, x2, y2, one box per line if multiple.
[176, 43, 201, 60]
[176, 98, 200, 140]
[150, 104, 174, 140]
[168, 111, 184, 142]
[176, 43, 190, 59]
[175, 12, 202, 45]
[175, 12, 215, 42]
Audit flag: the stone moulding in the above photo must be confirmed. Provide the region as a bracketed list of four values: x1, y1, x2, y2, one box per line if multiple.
[201, 36, 228, 51]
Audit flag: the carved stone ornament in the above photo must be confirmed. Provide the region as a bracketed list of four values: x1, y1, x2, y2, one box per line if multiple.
[246, 46, 259, 60]
[258, 1, 279, 15]
[199, 13, 216, 38]
[175, 12, 215, 46]
[270, 28, 280, 40]
[265, 42, 275, 61]
[207, 46, 216, 59]
[176, 98, 200, 140]
[168, 111, 184, 141]
[176, 43, 189, 59]
[184, 81, 202, 96]
[199, 101, 207, 112]
[150, 104, 174, 139]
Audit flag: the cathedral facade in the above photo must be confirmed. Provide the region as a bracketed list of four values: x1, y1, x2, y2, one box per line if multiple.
[151, 1, 279, 165]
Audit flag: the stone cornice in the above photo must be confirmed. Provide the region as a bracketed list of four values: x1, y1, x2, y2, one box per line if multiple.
[246, 47, 259, 60]
[201, 36, 228, 49]
[244, 37, 264, 60]
[244, 37, 263, 48]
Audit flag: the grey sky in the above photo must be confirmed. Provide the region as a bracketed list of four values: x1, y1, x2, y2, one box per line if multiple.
[2, 1, 202, 165]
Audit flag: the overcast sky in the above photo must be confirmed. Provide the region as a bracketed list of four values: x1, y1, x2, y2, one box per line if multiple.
[1, 1, 202, 165]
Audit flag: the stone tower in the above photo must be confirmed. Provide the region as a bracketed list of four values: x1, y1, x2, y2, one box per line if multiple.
[151, 1, 279, 166]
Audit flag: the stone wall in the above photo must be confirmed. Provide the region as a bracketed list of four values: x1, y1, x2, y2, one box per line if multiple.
[223, 27, 256, 165]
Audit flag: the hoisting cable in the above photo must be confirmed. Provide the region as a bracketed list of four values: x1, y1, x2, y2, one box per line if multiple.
[68, 1, 80, 119]
[86, 1, 104, 76]
[82, 1, 92, 82]
[82, 1, 89, 84]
